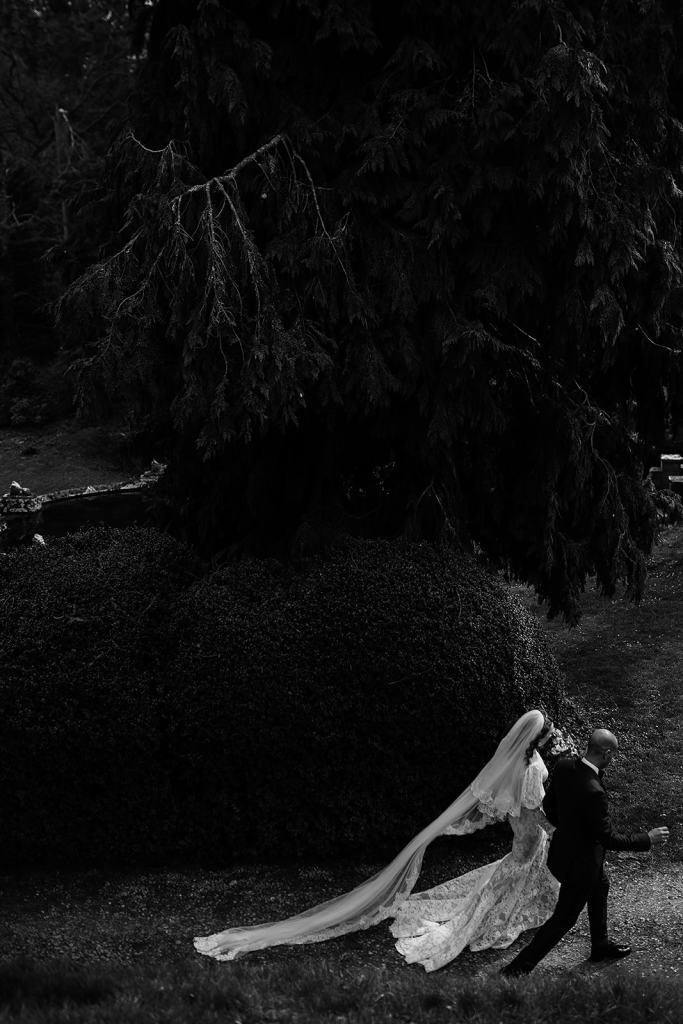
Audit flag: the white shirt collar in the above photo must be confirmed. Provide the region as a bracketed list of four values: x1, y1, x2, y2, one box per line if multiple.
[581, 757, 599, 774]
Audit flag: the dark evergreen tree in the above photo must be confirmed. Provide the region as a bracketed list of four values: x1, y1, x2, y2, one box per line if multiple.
[59, 0, 683, 621]
[0, 0, 132, 359]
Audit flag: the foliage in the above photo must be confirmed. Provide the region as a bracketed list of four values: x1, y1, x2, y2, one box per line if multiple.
[0, 527, 564, 867]
[0, 0, 132, 362]
[57, 0, 683, 621]
[649, 484, 683, 525]
[168, 537, 565, 861]
[0, 355, 75, 426]
[0, 526, 200, 867]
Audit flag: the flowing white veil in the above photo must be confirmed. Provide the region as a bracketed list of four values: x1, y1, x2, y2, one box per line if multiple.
[194, 709, 546, 960]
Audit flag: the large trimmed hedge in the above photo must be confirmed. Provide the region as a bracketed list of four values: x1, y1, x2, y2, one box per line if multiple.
[0, 528, 566, 867]
[0, 527, 199, 867]
[167, 538, 566, 861]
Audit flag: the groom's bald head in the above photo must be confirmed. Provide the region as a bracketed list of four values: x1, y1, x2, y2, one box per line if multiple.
[585, 728, 618, 770]
[587, 729, 618, 755]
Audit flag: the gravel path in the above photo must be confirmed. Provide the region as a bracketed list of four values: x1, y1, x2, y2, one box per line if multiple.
[526, 854, 683, 980]
[2, 851, 680, 981]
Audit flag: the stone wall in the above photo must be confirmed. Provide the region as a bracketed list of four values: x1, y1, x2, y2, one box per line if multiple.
[0, 462, 165, 548]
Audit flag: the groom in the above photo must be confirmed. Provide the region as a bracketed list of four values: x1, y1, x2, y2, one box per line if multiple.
[502, 728, 669, 975]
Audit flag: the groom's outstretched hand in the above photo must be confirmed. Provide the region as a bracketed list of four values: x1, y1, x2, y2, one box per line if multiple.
[648, 827, 670, 845]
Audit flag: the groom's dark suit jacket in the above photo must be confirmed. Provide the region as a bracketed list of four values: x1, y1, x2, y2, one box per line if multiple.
[543, 757, 651, 886]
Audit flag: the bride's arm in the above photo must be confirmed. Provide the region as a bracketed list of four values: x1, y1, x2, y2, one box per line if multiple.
[520, 757, 554, 833]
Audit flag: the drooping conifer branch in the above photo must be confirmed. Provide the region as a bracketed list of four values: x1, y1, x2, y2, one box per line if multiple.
[58, 126, 346, 448]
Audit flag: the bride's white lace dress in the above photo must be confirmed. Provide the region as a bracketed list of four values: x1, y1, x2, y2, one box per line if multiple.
[390, 750, 559, 971]
[193, 711, 558, 964]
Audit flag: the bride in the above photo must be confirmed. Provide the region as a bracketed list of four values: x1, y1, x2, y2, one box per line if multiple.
[194, 709, 561, 968]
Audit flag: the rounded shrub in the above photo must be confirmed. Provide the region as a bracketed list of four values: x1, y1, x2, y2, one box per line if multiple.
[0, 526, 199, 867]
[0, 529, 568, 867]
[166, 537, 566, 862]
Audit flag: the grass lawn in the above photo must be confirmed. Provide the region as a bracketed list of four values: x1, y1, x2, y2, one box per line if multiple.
[513, 522, 683, 858]
[0, 955, 681, 1023]
[0, 420, 133, 496]
[2, 525, 683, 1021]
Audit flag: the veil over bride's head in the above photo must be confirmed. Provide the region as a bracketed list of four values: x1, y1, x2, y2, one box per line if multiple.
[468, 709, 548, 819]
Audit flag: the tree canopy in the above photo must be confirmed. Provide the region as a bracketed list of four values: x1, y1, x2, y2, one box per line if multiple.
[58, 0, 683, 621]
[0, 0, 132, 359]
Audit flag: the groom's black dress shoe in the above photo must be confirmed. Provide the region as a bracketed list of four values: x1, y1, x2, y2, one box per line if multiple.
[589, 942, 632, 962]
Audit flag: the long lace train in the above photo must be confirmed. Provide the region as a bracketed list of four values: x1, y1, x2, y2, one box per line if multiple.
[390, 806, 559, 971]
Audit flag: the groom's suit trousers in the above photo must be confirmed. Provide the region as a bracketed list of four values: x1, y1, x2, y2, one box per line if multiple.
[506, 861, 609, 970]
